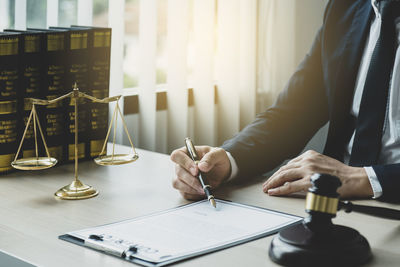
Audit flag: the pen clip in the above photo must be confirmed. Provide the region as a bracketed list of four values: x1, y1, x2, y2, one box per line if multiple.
[185, 137, 199, 161]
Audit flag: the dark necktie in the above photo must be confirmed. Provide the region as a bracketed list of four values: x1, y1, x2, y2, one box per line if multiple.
[349, 0, 400, 166]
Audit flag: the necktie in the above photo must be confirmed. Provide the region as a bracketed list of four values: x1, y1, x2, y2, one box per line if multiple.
[350, 0, 400, 166]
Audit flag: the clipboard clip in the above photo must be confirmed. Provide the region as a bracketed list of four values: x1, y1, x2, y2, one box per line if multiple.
[85, 234, 170, 263]
[85, 234, 138, 258]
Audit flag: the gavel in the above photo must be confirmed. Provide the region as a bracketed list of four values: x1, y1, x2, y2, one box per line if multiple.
[269, 173, 400, 266]
[305, 174, 400, 221]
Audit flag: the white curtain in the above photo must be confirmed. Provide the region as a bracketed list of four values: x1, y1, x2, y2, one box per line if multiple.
[162, 0, 258, 152]
[257, 0, 297, 110]
[134, 0, 327, 153]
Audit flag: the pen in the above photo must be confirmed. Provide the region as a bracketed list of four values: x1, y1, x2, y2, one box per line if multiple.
[185, 137, 217, 208]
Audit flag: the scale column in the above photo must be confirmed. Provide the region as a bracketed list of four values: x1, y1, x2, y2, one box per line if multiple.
[54, 85, 99, 200]
[74, 90, 78, 181]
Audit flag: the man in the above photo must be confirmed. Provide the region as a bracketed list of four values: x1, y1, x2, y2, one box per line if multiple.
[171, 0, 400, 203]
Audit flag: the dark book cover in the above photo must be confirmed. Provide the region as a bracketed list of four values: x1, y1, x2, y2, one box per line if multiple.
[0, 32, 22, 173]
[49, 27, 90, 162]
[4, 29, 46, 159]
[27, 28, 68, 163]
[72, 26, 111, 159]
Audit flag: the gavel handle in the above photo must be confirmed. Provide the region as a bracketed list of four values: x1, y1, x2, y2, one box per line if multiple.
[338, 201, 400, 220]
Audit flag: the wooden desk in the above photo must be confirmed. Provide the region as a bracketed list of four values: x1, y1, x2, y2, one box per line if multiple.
[0, 145, 399, 266]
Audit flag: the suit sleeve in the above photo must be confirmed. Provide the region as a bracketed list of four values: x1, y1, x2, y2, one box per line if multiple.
[221, 27, 329, 180]
[372, 165, 400, 203]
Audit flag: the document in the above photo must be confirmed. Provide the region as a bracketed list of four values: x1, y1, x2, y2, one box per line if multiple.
[60, 199, 302, 266]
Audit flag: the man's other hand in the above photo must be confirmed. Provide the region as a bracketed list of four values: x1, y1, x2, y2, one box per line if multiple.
[170, 146, 231, 200]
[263, 150, 374, 198]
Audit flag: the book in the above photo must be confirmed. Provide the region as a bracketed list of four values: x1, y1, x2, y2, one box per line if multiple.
[50, 27, 90, 162]
[72, 26, 111, 158]
[0, 32, 22, 173]
[27, 28, 68, 163]
[4, 30, 45, 159]
[0, 25, 111, 170]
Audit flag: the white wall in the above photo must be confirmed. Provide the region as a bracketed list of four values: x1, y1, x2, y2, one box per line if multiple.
[294, 0, 329, 65]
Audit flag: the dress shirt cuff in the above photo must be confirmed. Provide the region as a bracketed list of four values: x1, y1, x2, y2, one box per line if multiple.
[226, 151, 239, 181]
[364, 166, 383, 199]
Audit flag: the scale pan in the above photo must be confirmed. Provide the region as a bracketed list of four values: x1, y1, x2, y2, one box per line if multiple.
[11, 157, 58, 170]
[94, 153, 139, 166]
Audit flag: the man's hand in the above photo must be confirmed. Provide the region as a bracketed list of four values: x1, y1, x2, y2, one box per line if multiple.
[170, 146, 231, 200]
[263, 150, 374, 198]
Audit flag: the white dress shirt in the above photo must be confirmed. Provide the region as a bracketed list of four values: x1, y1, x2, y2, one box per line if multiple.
[227, 0, 400, 199]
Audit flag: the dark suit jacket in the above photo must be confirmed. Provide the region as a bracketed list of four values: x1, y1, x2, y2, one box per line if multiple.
[222, 0, 400, 202]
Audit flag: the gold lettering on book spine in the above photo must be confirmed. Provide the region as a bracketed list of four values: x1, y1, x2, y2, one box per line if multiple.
[71, 33, 88, 50]
[47, 34, 64, 52]
[91, 139, 105, 157]
[24, 66, 40, 94]
[46, 112, 63, 136]
[93, 61, 109, 87]
[25, 35, 40, 53]
[0, 70, 18, 98]
[93, 31, 104, 48]
[0, 154, 15, 172]
[93, 31, 111, 48]
[68, 143, 85, 160]
[0, 119, 17, 143]
[104, 31, 111, 47]
[48, 65, 64, 92]
[0, 100, 17, 114]
[69, 63, 88, 90]
[0, 38, 18, 56]
[24, 98, 33, 111]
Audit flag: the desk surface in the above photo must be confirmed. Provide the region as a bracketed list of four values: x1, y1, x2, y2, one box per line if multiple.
[0, 145, 399, 267]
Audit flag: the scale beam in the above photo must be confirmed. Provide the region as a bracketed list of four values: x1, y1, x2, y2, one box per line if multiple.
[12, 83, 138, 200]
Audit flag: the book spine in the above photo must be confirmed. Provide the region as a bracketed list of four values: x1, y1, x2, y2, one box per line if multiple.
[88, 28, 111, 158]
[20, 33, 45, 158]
[0, 35, 21, 173]
[40, 31, 67, 163]
[64, 30, 90, 162]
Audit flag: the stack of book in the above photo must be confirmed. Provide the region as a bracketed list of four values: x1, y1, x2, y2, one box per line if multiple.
[0, 26, 111, 173]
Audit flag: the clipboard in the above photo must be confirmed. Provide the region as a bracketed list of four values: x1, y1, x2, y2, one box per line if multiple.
[59, 199, 302, 266]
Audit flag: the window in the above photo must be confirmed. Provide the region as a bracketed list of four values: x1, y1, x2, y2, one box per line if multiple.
[58, 0, 77, 27]
[123, 0, 170, 89]
[123, 0, 139, 88]
[0, 0, 15, 30]
[93, 0, 108, 27]
[26, 0, 46, 28]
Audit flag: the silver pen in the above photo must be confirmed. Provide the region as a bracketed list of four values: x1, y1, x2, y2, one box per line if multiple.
[185, 137, 217, 208]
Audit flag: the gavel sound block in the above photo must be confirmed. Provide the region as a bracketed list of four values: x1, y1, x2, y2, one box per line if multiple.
[269, 173, 371, 266]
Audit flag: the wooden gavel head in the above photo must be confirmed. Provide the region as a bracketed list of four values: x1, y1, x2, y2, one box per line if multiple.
[303, 173, 342, 233]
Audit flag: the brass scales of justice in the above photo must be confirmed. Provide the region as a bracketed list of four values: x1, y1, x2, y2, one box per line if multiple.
[10, 83, 138, 200]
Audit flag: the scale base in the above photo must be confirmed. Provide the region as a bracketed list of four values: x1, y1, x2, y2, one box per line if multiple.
[269, 223, 371, 266]
[54, 180, 99, 200]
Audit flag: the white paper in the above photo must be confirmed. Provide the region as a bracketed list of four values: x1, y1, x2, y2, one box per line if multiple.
[68, 199, 301, 263]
